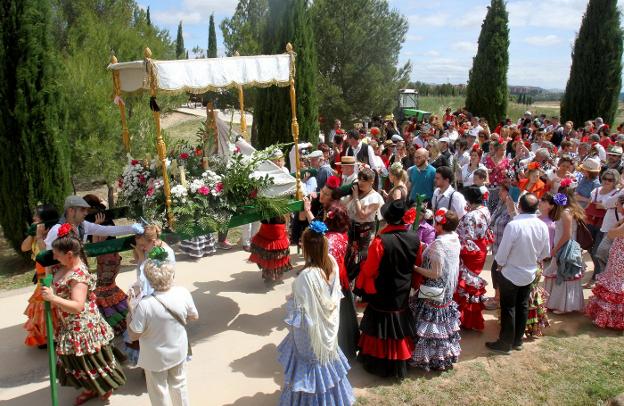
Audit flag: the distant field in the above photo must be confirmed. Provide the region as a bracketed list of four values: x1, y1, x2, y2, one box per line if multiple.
[418, 96, 624, 125]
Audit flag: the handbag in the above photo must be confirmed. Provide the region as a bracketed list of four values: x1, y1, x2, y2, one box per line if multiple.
[576, 219, 594, 251]
[584, 192, 607, 227]
[152, 295, 193, 357]
[418, 284, 445, 303]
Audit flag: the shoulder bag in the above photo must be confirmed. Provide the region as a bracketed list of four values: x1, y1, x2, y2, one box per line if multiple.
[153, 294, 193, 357]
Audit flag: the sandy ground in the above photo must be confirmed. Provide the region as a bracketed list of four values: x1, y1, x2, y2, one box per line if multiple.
[0, 246, 597, 406]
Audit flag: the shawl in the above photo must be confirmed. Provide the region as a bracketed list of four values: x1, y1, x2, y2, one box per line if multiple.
[292, 257, 342, 364]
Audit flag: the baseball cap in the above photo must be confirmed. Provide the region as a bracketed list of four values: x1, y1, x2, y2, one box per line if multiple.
[64, 196, 91, 210]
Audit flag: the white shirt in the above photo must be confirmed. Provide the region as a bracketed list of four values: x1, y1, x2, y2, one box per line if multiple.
[432, 186, 467, 218]
[595, 143, 607, 162]
[45, 221, 136, 249]
[495, 213, 551, 286]
[342, 172, 358, 185]
[346, 142, 378, 171]
[372, 155, 387, 176]
[447, 129, 459, 142]
[461, 163, 487, 187]
[344, 190, 384, 223]
[129, 286, 198, 372]
[600, 188, 624, 233]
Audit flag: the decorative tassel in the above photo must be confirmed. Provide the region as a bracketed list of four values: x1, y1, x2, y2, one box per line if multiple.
[149, 97, 160, 112]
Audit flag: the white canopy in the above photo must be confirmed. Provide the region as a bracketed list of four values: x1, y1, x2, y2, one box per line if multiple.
[107, 54, 292, 94]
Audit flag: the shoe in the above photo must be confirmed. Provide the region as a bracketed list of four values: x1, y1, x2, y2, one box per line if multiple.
[242, 245, 251, 252]
[217, 241, 233, 250]
[512, 344, 523, 351]
[484, 299, 500, 310]
[485, 341, 511, 354]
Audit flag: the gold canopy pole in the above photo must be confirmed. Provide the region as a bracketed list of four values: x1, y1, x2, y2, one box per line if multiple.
[234, 51, 249, 141]
[144, 47, 174, 228]
[111, 55, 130, 152]
[286, 43, 302, 200]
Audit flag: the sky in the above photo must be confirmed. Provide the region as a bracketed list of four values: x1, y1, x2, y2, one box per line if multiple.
[140, 0, 624, 89]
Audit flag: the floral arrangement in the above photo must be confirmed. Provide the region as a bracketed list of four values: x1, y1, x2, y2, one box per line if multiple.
[117, 142, 292, 236]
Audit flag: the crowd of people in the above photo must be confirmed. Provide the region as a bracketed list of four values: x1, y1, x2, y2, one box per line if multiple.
[17, 109, 624, 405]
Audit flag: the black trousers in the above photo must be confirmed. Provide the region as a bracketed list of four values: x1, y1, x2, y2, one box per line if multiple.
[498, 273, 532, 348]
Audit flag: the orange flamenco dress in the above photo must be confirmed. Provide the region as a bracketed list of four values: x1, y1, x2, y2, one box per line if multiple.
[23, 245, 58, 347]
[518, 178, 546, 199]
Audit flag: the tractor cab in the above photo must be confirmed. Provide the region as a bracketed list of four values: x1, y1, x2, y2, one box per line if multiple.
[395, 89, 430, 124]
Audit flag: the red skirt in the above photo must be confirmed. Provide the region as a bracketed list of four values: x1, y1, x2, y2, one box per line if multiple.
[455, 238, 489, 331]
[249, 223, 292, 279]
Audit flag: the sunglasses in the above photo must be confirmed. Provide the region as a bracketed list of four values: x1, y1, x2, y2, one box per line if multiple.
[602, 177, 615, 182]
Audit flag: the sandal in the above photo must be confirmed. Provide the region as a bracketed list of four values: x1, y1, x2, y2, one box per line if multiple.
[100, 391, 112, 401]
[74, 390, 97, 406]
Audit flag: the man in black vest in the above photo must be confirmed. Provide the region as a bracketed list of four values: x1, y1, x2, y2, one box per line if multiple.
[345, 129, 379, 172]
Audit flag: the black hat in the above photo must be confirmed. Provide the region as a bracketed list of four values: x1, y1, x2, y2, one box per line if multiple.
[381, 199, 408, 225]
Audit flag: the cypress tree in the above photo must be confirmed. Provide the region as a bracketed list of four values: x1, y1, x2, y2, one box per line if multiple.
[465, 0, 509, 126]
[146, 6, 151, 27]
[208, 14, 218, 58]
[255, 0, 319, 150]
[561, 0, 623, 126]
[176, 21, 185, 59]
[0, 0, 71, 252]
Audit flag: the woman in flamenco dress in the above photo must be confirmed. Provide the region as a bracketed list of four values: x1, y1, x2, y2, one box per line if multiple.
[249, 215, 292, 283]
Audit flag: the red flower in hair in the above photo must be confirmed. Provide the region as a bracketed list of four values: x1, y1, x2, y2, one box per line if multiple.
[498, 137, 505, 144]
[58, 223, 73, 238]
[527, 162, 540, 171]
[524, 141, 531, 149]
[326, 210, 335, 219]
[402, 208, 416, 225]
[326, 176, 341, 190]
[560, 178, 573, 188]
[472, 144, 480, 152]
[434, 209, 447, 224]
[370, 127, 381, 136]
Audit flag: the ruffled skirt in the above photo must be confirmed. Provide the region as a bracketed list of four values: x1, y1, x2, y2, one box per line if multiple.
[455, 244, 488, 330]
[180, 234, 216, 258]
[525, 271, 550, 337]
[24, 267, 59, 346]
[544, 275, 584, 313]
[57, 344, 126, 396]
[358, 304, 415, 379]
[250, 224, 292, 281]
[95, 254, 128, 337]
[586, 280, 624, 330]
[409, 297, 461, 371]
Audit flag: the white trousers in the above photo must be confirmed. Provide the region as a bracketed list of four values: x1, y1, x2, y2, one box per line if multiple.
[145, 362, 189, 406]
[241, 221, 260, 247]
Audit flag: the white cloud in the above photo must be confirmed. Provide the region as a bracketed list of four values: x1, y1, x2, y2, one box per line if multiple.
[152, 10, 202, 25]
[456, 5, 488, 28]
[409, 56, 472, 84]
[524, 34, 562, 46]
[452, 41, 477, 53]
[409, 13, 449, 27]
[507, 0, 586, 28]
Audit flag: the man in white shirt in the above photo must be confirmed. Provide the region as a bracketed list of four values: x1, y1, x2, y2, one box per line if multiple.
[45, 195, 142, 249]
[486, 194, 550, 354]
[431, 166, 466, 219]
[344, 130, 378, 171]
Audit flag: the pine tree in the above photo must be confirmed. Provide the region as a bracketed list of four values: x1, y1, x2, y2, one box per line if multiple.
[0, 0, 71, 252]
[465, 0, 509, 126]
[176, 21, 185, 59]
[146, 6, 151, 26]
[208, 14, 218, 58]
[561, 0, 623, 126]
[255, 0, 319, 149]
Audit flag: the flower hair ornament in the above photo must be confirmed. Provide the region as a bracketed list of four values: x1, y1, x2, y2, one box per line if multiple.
[560, 177, 578, 189]
[57, 223, 73, 238]
[308, 220, 328, 235]
[147, 246, 169, 263]
[472, 143, 481, 152]
[527, 161, 540, 171]
[553, 193, 568, 206]
[390, 162, 403, 173]
[402, 207, 417, 225]
[325, 176, 341, 190]
[434, 208, 448, 224]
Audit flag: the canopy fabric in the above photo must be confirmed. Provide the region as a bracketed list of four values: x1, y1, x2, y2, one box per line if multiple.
[107, 54, 292, 94]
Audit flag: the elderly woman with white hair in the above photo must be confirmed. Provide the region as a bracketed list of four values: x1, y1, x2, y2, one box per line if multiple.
[128, 255, 198, 406]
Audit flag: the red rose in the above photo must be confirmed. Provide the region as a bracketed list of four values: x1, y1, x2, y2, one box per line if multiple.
[138, 174, 146, 183]
[370, 127, 380, 136]
[198, 186, 210, 196]
[214, 182, 223, 193]
[58, 223, 73, 238]
[402, 208, 416, 225]
[195, 148, 203, 157]
[131, 159, 139, 165]
[326, 176, 341, 190]
[179, 152, 190, 160]
[146, 187, 155, 197]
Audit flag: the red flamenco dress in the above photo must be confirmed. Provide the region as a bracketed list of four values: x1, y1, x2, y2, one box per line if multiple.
[95, 253, 128, 336]
[454, 206, 492, 331]
[24, 253, 59, 347]
[586, 236, 624, 330]
[355, 225, 422, 379]
[249, 217, 293, 282]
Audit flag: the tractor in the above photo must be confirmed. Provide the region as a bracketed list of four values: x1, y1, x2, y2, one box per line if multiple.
[394, 89, 431, 125]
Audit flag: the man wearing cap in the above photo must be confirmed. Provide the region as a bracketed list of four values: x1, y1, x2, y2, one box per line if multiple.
[338, 155, 358, 185]
[412, 126, 430, 149]
[602, 146, 623, 175]
[307, 150, 334, 191]
[438, 136, 453, 166]
[345, 129, 378, 171]
[44, 196, 143, 249]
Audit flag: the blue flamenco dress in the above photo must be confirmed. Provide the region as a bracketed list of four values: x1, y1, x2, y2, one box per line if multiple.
[277, 266, 355, 406]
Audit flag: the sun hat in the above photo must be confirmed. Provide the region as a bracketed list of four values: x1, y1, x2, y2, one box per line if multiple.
[579, 157, 602, 173]
[336, 156, 356, 166]
[607, 145, 623, 156]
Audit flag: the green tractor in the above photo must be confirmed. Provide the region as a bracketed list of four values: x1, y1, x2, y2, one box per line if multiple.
[394, 89, 431, 125]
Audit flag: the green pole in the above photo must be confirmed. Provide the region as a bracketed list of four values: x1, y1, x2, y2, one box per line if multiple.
[412, 194, 426, 231]
[42, 274, 59, 406]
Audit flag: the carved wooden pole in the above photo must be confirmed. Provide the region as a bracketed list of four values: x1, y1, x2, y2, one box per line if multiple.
[111, 55, 130, 152]
[286, 43, 302, 200]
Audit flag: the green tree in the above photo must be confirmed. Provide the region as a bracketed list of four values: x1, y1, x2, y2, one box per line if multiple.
[254, 0, 319, 148]
[220, 0, 268, 56]
[0, 0, 71, 252]
[561, 0, 623, 126]
[311, 0, 410, 128]
[208, 13, 218, 58]
[146, 5, 151, 26]
[465, 0, 509, 126]
[176, 20, 185, 59]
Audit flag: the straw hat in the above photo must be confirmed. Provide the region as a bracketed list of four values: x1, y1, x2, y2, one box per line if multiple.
[579, 157, 601, 173]
[336, 156, 356, 166]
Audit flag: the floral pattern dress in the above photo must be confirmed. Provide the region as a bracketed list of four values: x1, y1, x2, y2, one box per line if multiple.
[586, 236, 624, 330]
[454, 206, 492, 330]
[485, 155, 513, 212]
[52, 264, 126, 395]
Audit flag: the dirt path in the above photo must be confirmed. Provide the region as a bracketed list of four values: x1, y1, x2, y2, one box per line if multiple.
[0, 248, 600, 405]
